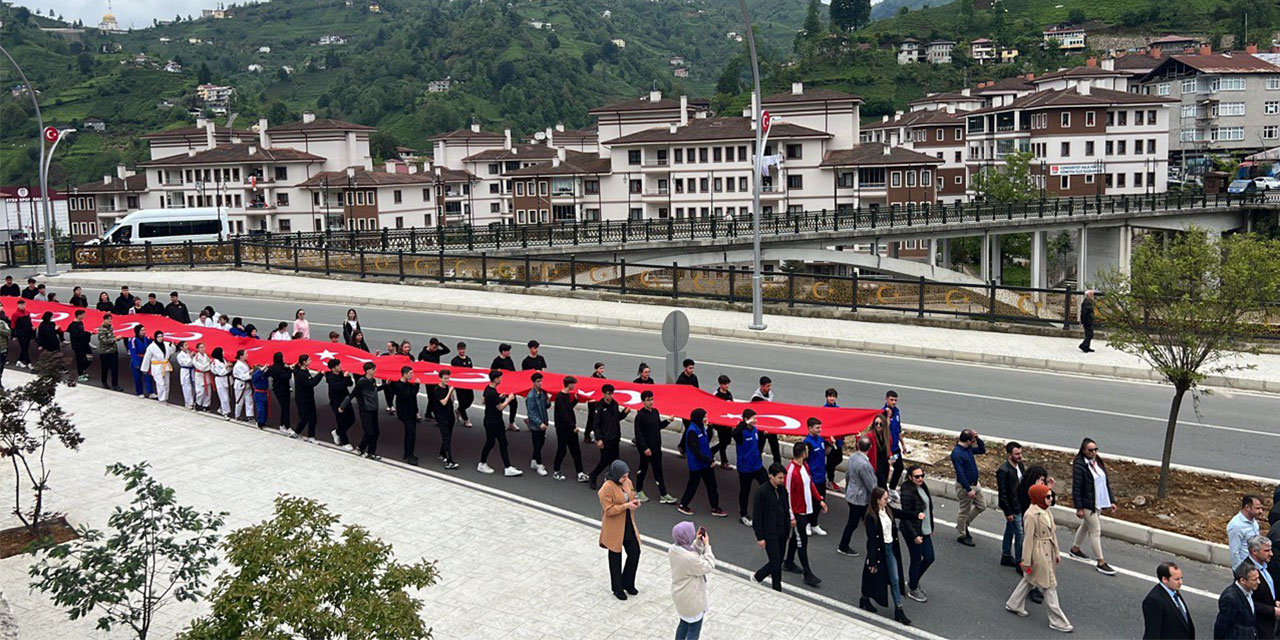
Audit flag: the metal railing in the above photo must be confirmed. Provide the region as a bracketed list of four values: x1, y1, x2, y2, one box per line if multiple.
[13, 236, 1277, 338]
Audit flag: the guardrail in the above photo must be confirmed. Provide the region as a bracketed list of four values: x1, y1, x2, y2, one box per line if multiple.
[21, 237, 1279, 338]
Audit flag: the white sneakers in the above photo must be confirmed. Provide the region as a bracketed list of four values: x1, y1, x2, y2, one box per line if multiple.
[809, 524, 828, 536]
[534, 464, 548, 477]
[503, 466, 523, 477]
[577, 472, 590, 483]
[477, 463, 495, 474]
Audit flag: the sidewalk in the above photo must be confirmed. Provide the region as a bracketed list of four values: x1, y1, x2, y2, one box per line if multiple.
[46, 269, 1280, 392]
[0, 371, 911, 640]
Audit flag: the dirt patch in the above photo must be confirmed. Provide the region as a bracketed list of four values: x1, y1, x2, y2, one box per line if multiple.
[902, 431, 1274, 545]
[0, 517, 78, 559]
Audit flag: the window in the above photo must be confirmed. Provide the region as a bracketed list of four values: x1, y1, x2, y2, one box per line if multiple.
[585, 180, 599, 194]
[393, 190, 402, 204]
[490, 203, 500, 213]
[656, 149, 668, 165]
[1135, 172, 1143, 188]
[713, 177, 723, 192]
[1269, 77, 1280, 90]
[1157, 83, 1170, 96]
[921, 169, 932, 187]
[738, 177, 747, 191]
[1085, 111, 1095, 127]
[713, 147, 723, 162]
[699, 178, 708, 192]
[1146, 110, 1156, 124]
[422, 188, 431, 201]
[1117, 140, 1126, 154]
[1061, 141, 1070, 157]
[785, 143, 802, 159]
[1181, 79, 1197, 94]
[1211, 127, 1245, 141]
[906, 171, 916, 187]
[489, 183, 500, 194]
[1213, 102, 1246, 117]
[891, 171, 902, 187]
[1148, 138, 1157, 154]
[629, 207, 643, 220]
[1117, 173, 1127, 188]
[1085, 173, 1094, 184]
[858, 167, 885, 187]
[1266, 101, 1280, 115]
[516, 210, 526, 224]
[686, 148, 696, 163]
[1181, 128, 1204, 142]
[687, 179, 697, 194]
[699, 148, 708, 163]
[628, 150, 641, 165]
[488, 163, 500, 175]
[724, 179, 733, 193]
[355, 191, 365, 206]
[954, 175, 963, 185]
[935, 129, 944, 141]
[838, 172, 854, 188]
[1117, 111, 1128, 126]
[395, 216, 404, 229]
[279, 219, 291, 232]
[787, 174, 803, 190]
[1264, 125, 1280, 139]
[954, 151, 962, 162]
[674, 149, 683, 163]
[1060, 176, 1070, 190]
[1085, 141, 1095, 156]
[515, 182, 524, 196]
[738, 146, 748, 161]
[954, 127, 963, 140]
[1217, 77, 1246, 91]
[1181, 104, 1202, 118]
[274, 167, 288, 181]
[538, 181, 548, 196]
[1105, 141, 1114, 155]
[1134, 111, 1144, 126]
[1060, 112, 1071, 128]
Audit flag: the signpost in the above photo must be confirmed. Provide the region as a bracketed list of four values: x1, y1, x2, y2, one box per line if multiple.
[661, 310, 690, 384]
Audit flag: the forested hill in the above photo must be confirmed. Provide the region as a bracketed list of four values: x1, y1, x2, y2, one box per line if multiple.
[0, 0, 806, 186]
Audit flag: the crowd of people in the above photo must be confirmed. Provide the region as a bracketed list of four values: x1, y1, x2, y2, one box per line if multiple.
[1, 275, 1277, 638]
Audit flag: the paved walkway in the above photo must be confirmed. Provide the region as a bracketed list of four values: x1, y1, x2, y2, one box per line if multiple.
[0, 371, 910, 640]
[46, 270, 1280, 391]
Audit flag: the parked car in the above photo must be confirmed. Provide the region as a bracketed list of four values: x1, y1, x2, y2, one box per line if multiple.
[1253, 176, 1280, 191]
[1227, 179, 1258, 194]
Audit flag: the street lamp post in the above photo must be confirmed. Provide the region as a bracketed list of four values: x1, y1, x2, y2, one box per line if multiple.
[736, 0, 766, 331]
[1, 44, 59, 275]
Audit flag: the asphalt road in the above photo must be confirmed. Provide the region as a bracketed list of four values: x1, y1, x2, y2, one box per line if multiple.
[32, 281, 1272, 639]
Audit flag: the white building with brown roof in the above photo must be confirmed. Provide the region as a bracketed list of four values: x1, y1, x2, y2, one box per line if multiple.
[67, 167, 147, 240]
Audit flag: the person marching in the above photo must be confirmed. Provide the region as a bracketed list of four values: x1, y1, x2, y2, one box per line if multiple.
[11, 300, 33, 369]
[381, 365, 421, 464]
[802, 418, 830, 536]
[1006, 484, 1074, 633]
[524, 372, 551, 476]
[432, 369, 459, 469]
[210, 347, 232, 419]
[292, 354, 324, 442]
[588, 385, 629, 488]
[96, 312, 122, 391]
[478, 369, 521, 477]
[860, 487, 911, 625]
[267, 352, 293, 430]
[143, 331, 172, 402]
[676, 409, 727, 518]
[674, 359, 700, 457]
[784, 440, 825, 588]
[552, 375, 587, 482]
[583, 362, 607, 443]
[192, 342, 213, 411]
[175, 342, 197, 410]
[325, 359, 355, 450]
[752, 463, 791, 592]
[712, 375, 735, 470]
[339, 362, 381, 459]
[126, 326, 153, 398]
[733, 408, 768, 527]
[342, 309, 361, 345]
[633, 389, 676, 504]
[67, 310, 92, 383]
[450, 342, 474, 428]
[232, 348, 254, 422]
[251, 360, 271, 429]
[751, 376, 783, 463]
[491, 343, 519, 431]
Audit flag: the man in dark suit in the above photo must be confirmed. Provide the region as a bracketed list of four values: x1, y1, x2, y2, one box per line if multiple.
[1216, 562, 1262, 640]
[1247, 536, 1278, 640]
[1143, 561, 1195, 639]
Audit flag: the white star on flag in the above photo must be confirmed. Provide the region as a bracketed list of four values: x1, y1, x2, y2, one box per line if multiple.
[316, 349, 339, 361]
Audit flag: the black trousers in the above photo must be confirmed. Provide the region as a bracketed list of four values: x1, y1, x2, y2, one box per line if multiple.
[480, 421, 512, 468]
[1080, 324, 1094, 351]
[296, 402, 318, 438]
[554, 428, 583, 473]
[357, 410, 380, 455]
[0, 351, 6, 388]
[608, 513, 640, 595]
[636, 448, 666, 495]
[827, 445, 843, 484]
[813, 484, 827, 525]
[401, 417, 418, 458]
[507, 397, 517, 426]
[738, 468, 769, 518]
[455, 390, 473, 424]
[786, 512, 815, 575]
[754, 535, 786, 591]
[332, 403, 356, 445]
[73, 348, 90, 376]
[590, 439, 620, 480]
[679, 467, 719, 510]
[758, 432, 782, 464]
[889, 456, 905, 490]
[710, 425, 733, 464]
[584, 404, 598, 440]
[838, 503, 869, 552]
[99, 352, 119, 388]
[16, 337, 31, 365]
[530, 429, 546, 466]
[273, 389, 291, 427]
[437, 418, 455, 462]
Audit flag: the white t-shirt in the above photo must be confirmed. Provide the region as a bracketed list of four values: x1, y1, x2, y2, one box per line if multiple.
[1088, 459, 1112, 509]
[879, 509, 893, 543]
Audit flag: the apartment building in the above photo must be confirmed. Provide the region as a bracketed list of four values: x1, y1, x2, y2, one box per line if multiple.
[965, 84, 1174, 197]
[1043, 25, 1086, 53]
[898, 38, 921, 65]
[1138, 50, 1280, 164]
[925, 40, 956, 64]
[502, 150, 612, 224]
[862, 109, 968, 202]
[294, 163, 475, 230]
[970, 39, 996, 64]
[67, 166, 146, 241]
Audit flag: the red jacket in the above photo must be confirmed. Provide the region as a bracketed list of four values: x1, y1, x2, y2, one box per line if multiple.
[786, 459, 823, 516]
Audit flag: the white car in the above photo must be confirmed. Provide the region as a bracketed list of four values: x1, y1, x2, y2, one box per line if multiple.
[1253, 176, 1280, 191]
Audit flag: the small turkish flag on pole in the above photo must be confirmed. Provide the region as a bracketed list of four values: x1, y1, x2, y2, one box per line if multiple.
[43, 127, 60, 143]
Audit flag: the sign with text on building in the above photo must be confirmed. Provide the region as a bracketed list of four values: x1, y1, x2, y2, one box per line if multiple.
[1048, 163, 1103, 176]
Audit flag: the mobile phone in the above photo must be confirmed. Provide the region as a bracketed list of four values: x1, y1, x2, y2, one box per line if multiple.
[697, 527, 707, 537]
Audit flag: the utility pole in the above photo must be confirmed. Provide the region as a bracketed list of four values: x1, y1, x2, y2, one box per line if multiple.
[737, 0, 767, 331]
[1, 44, 59, 275]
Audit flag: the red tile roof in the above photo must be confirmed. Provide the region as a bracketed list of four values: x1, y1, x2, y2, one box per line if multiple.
[139, 144, 325, 166]
[269, 118, 375, 132]
[762, 87, 863, 104]
[72, 174, 147, 193]
[604, 117, 830, 145]
[820, 144, 944, 167]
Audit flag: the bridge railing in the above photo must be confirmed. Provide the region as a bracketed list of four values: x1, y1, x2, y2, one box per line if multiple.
[44, 237, 1280, 339]
[221, 192, 1260, 254]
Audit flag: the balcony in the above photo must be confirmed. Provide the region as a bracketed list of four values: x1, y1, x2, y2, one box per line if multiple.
[644, 159, 670, 167]
[643, 188, 671, 197]
[96, 205, 118, 213]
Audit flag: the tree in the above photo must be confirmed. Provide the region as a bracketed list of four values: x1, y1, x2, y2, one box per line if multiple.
[715, 55, 745, 95]
[971, 150, 1038, 202]
[547, 32, 560, 49]
[29, 462, 225, 640]
[196, 63, 212, 84]
[180, 496, 438, 639]
[0, 353, 83, 540]
[1067, 8, 1087, 25]
[369, 131, 400, 161]
[1096, 230, 1280, 498]
[830, 0, 857, 32]
[804, 0, 823, 36]
[76, 52, 94, 74]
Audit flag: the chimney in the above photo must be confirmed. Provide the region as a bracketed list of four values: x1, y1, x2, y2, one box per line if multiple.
[103, 175, 111, 185]
[205, 121, 216, 149]
[187, 149, 197, 157]
[503, 128, 512, 150]
[1086, 57, 1097, 68]
[882, 145, 891, 156]
[407, 163, 418, 174]
[347, 167, 357, 179]
[470, 122, 481, 133]
[961, 87, 971, 96]
[649, 89, 662, 103]
[791, 81, 803, 95]
[1245, 43, 1258, 54]
[680, 95, 688, 126]
[248, 145, 257, 155]
[258, 117, 270, 149]
[1101, 57, 1115, 71]
[895, 110, 904, 120]
[363, 157, 373, 171]
[1199, 44, 1212, 56]
[302, 112, 316, 124]
[882, 115, 889, 122]
[1151, 46, 1163, 59]
[669, 123, 678, 134]
[552, 156, 560, 168]
[385, 160, 396, 173]
[557, 146, 566, 160]
[1076, 83, 1091, 96]
[555, 123, 565, 132]
[1026, 73, 1034, 80]
[946, 104, 956, 114]
[116, 164, 127, 179]
[545, 126, 554, 147]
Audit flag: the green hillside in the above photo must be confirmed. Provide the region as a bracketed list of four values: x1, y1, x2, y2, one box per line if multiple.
[0, 0, 807, 187]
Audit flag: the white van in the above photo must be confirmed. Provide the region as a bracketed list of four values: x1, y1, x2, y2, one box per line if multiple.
[95, 208, 231, 245]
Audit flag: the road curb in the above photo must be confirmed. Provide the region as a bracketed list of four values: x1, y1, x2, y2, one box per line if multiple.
[44, 271, 1278, 394]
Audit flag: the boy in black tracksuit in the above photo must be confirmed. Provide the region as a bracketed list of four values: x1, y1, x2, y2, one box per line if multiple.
[553, 376, 585, 481]
[381, 366, 421, 465]
[752, 463, 791, 592]
[633, 390, 675, 504]
[490, 343, 518, 430]
[324, 360, 355, 448]
[292, 356, 323, 439]
[339, 363, 381, 459]
[432, 371, 459, 469]
[583, 363, 606, 442]
[450, 344, 474, 427]
[588, 385, 629, 488]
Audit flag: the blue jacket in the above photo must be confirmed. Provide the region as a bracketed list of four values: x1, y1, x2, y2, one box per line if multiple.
[733, 422, 763, 473]
[803, 434, 826, 483]
[126, 336, 150, 367]
[251, 368, 270, 392]
[823, 401, 844, 448]
[884, 403, 902, 455]
[684, 422, 713, 472]
[525, 388, 549, 429]
[950, 438, 985, 492]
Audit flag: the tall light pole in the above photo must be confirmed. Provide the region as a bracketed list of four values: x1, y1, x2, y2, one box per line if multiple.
[737, 0, 766, 331]
[1, 44, 58, 275]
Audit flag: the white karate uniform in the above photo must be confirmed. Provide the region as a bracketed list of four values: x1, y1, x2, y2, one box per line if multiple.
[232, 360, 254, 420]
[212, 359, 232, 416]
[175, 350, 196, 409]
[193, 352, 213, 408]
[144, 342, 172, 402]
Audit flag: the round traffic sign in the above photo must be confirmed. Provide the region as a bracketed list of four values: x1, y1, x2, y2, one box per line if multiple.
[43, 127, 60, 143]
[661, 310, 690, 352]
[16, 187, 28, 198]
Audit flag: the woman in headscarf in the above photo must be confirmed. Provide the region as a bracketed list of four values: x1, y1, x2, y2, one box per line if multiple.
[598, 459, 641, 601]
[1005, 484, 1073, 633]
[669, 521, 715, 640]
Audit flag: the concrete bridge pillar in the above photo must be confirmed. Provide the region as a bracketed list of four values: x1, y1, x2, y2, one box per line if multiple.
[990, 234, 1003, 284]
[1030, 230, 1048, 290]
[1077, 225, 1089, 288]
[939, 238, 952, 270]
[927, 238, 938, 267]
[1080, 225, 1132, 288]
[980, 231, 991, 282]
